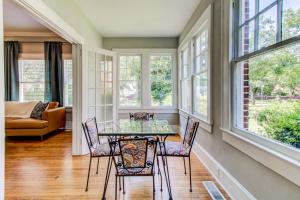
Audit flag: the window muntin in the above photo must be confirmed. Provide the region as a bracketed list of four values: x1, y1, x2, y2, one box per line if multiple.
[150, 55, 173, 107]
[233, 0, 300, 150]
[193, 30, 209, 119]
[237, 0, 300, 57]
[64, 59, 72, 106]
[19, 60, 45, 102]
[119, 55, 142, 107]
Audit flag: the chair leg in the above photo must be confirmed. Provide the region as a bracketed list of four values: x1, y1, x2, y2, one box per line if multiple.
[156, 156, 162, 192]
[122, 177, 125, 194]
[183, 157, 187, 174]
[115, 176, 118, 200]
[119, 176, 122, 191]
[85, 156, 92, 192]
[153, 175, 155, 199]
[96, 157, 100, 174]
[189, 156, 192, 192]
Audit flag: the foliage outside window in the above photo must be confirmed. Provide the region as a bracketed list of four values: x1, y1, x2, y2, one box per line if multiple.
[119, 55, 142, 107]
[150, 55, 173, 106]
[233, 0, 300, 149]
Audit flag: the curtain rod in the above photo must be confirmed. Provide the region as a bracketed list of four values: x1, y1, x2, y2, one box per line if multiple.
[4, 41, 70, 44]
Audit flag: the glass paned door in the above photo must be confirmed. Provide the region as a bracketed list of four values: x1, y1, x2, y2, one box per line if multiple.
[88, 49, 117, 125]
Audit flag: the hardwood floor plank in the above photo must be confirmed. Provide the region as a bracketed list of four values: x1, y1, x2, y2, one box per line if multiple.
[5, 131, 230, 199]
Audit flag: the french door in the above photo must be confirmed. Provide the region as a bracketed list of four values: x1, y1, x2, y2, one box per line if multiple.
[88, 49, 117, 125]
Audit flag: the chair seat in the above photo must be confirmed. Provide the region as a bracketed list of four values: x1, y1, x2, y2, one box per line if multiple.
[116, 166, 153, 176]
[91, 143, 120, 156]
[157, 142, 190, 156]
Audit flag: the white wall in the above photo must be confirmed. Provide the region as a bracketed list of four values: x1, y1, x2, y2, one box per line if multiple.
[179, 0, 300, 199]
[40, 0, 103, 154]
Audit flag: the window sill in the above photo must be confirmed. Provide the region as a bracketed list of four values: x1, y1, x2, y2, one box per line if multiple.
[178, 109, 212, 133]
[118, 108, 178, 114]
[222, 128, 300, 187]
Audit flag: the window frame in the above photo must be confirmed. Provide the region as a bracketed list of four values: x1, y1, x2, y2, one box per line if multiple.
[114, 49, 177, 112]
[231, 0, 300, 160]
[192, 26, 211, 121]
[178, 5, 212, 128]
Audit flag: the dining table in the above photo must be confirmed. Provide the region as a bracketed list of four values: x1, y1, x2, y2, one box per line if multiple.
[98, 119, 179, 200]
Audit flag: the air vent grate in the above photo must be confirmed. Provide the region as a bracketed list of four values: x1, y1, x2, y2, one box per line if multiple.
[203, 181, 226, 200]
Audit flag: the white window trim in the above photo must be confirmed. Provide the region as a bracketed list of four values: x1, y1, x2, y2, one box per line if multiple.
[178, 4, 213, 131]
[114, 48, 177, 113]
[221, 0, 300, 187]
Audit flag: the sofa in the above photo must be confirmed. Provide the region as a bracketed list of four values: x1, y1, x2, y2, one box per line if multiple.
[5, 101, 66, 140]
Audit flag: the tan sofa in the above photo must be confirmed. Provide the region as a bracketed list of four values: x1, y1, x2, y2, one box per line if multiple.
[5, 101, 66, 140]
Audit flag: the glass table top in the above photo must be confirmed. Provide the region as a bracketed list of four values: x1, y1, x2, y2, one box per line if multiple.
[97, 119, 179, 136]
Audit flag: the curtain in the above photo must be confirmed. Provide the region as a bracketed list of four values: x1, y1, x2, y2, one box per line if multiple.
[4, 41, 20, 101]
[44, 42, 64, 106]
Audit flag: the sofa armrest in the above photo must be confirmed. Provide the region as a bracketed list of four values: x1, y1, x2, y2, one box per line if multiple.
[42, 107, 66, 131]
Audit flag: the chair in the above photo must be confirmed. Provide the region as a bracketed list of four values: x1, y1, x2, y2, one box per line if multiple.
[157, 116, 199, 192]
[129, 112, 154, 120]
[109, 137, 159, 200]
[82, 117, 118, 192]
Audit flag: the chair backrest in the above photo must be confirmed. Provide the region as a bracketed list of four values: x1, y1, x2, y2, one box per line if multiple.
[183, 116, 199, 149]
[82, 118, 100, 150]
[129, 112, 154, 120]
[110, 137, 158, 172]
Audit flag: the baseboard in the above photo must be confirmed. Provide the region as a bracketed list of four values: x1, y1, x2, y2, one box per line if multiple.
[179, 128, 256, 200]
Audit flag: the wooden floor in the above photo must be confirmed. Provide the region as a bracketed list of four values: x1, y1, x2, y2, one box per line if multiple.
[5, 131, 230, 200]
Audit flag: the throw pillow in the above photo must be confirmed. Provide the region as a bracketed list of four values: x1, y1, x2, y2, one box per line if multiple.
[30, 101, 49, 119]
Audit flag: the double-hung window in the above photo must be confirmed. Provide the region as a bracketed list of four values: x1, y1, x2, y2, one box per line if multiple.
[232, 0, 300, 153]
[180, 47, 191, 112]
[193, 29, 209, 119]
[117, 49, 176, 110]
[178, 6, 211, 126]
[19, 60, 45, 102]
[18, 59, 72, 106]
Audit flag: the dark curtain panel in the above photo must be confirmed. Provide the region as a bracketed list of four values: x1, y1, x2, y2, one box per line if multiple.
[44, 42, 64, 106]
[4, 41, 20, 101]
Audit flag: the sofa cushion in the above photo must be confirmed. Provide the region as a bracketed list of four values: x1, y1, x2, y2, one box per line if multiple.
[5, 101, 39, 118]
[5, 118, 48, 129]
[30, 101, 49, 119]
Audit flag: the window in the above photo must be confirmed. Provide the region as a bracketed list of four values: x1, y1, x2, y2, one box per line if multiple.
[19, 60, 45, 102]
[19, 59, 72, 106]
[150, 55, 173, 107]
[233, 0, 300, 151]
[117, 50, 176, 109]
[181, 48, 191, 111]
[193, 30, 209, 119]
[119, 55, 142, 107]
[64, 59, 73, 106]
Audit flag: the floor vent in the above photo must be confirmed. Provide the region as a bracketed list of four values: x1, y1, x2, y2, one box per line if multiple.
[203, 181, 226, 200]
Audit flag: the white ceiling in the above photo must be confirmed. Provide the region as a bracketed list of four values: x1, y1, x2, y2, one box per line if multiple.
[3, 0, 50, 32]
[74, 0, 201, 37]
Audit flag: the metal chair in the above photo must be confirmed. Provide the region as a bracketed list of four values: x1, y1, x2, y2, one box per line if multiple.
[109, 137, 159, 200]
[157, 116, 199, 192]
[129, 112, 154, 120]
[82, 117, 118, 192]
